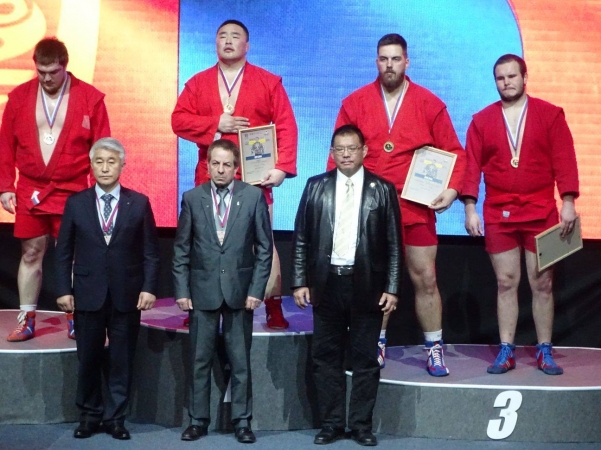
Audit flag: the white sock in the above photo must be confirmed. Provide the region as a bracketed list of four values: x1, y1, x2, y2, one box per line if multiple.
[379, 330, 386, 340]
[20, 305, 36, 312]
[424, 329, 442, 343]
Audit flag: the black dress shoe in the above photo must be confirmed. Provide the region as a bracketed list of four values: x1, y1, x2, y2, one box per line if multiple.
[314, 426, 345, 444]
[350, 429, 377, 446]
[181, 424, 208, 441]
[105, 422, 131, 440]
[73, 421, 100, 439]
[235, 427, 256, 443]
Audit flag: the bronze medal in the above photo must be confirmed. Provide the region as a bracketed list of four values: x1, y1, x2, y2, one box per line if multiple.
[510, 157, 519, 168]
[384, 141, 394, 153]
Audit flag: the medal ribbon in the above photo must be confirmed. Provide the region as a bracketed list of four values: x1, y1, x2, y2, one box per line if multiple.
[212, 187, 234, 229]
[381, 80, 409, 133]
[218, 64, 245, 98]
[41, 75, 69, 130]
[96, 196, 119, 234]
[502, 98, 528, 157]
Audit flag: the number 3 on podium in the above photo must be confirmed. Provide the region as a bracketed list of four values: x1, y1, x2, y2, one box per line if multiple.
[486, 390, 523, 440]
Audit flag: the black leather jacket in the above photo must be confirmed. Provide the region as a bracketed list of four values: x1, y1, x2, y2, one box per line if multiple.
[291, 169, 402, 311]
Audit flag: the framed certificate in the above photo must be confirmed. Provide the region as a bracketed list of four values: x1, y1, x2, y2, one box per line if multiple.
[535, 216, 583, 271]
[400, 146, 457, 206]
[238, 124, 278, 185]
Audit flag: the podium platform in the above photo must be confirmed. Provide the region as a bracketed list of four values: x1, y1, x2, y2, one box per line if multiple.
[1, 301, 600, 443]
[0, 310, 78, 424]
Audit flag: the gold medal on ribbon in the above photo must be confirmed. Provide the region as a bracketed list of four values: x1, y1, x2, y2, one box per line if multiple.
[384, 141, 394, 153]
[510, 157, 519, 168]
[224, 103, 234, 115]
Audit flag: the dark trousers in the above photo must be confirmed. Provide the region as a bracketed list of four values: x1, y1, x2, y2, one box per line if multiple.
[74, 295, 141, 425]
[312, 272, 383, 431]
[188, 302, 254, 429]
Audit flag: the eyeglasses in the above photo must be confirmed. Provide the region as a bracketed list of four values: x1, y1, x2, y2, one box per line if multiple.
[331, 146, 362, 155]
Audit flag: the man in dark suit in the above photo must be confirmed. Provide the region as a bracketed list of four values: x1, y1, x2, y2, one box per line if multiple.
[173, 139, 272, 444]
[55, 137, 159, 440]
[292, 125, 402, 446]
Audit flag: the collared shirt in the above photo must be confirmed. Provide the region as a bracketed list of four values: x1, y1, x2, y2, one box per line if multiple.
[95, 183, 120, 243]
[331, 166, 363, 266]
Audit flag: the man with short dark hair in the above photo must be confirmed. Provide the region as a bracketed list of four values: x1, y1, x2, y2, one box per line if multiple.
[0, 37, 111, 342]
[463, 54, 579, 375]
[293, 125, 401, 446]
[172, 19, 297, 329]
[173, 139, 273, 444]
[331, 34, 465, 376]
[55, 137, 159, 440]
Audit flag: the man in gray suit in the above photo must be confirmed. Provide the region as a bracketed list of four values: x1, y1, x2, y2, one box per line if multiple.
[173, 139, 273, 444]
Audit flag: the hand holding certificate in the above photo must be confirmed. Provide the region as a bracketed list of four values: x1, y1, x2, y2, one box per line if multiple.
[238, 124, 278, 185]
[401, 146, 457, 206]
[535, 216, 583, 271]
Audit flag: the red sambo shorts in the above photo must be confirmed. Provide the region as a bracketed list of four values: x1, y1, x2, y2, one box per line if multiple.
[402, 220, 438, 247]
[14, 213, 62, 239]
[484, 212, 558, 254]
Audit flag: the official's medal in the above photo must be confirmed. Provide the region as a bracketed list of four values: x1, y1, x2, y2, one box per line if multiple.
[384, 141, 394, 153]
[43, 133, 55, 145]
[217, 230, 225, 245]
[510, 157, 519, 168]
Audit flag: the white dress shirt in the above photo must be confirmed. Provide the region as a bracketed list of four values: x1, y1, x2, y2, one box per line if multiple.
[331, 167, 364, 266]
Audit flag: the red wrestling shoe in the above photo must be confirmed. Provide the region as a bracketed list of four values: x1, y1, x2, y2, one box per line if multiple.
[265, 296, 289, 329]
[66, 312, 76, 340]
[7, 310, 36, 342]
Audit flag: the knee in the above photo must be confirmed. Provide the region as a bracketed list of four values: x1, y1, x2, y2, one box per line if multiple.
[410, 267, 437, 295]
[496, 272, 519, 294]
[531, 276, 553, 297]
[21, 246, 45, 266]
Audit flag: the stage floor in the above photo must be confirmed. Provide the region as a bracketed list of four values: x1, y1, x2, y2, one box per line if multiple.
[379, 344, 601, 390]
[140, 296, 313, 335]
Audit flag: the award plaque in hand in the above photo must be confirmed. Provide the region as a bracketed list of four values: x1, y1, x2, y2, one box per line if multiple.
[238, 124, 278, 185]
[401, 146, 457, 206]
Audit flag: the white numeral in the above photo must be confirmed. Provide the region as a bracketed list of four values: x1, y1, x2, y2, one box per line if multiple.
[486, 390, 522, 440]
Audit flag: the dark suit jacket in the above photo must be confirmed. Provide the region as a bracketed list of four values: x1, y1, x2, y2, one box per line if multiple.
[291, 168, 402, 311]
[55, 186, 160, 312]
[172, 180, 273, 310]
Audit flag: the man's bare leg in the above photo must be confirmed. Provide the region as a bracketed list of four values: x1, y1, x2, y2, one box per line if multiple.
[264, 204, 288, 329]
[7, 235, 49, 341]
[405, 245, 448, 376]
[524, 250, 562, 374]
[485, 248, 521, 373]
[489, 248, 522, 343]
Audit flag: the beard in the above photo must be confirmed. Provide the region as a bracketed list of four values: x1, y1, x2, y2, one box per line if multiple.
[380, 71, 405, 91]
[498, 84, 525, 102]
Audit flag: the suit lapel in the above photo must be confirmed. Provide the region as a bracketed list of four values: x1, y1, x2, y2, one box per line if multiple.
[323, 171, 336, 236]
[360, 172, 377, 235]
[222, 180, 244, 244]
[199, 183, 221, 244]
[109, 187, 132, 244]
[85, 188, 106, 245]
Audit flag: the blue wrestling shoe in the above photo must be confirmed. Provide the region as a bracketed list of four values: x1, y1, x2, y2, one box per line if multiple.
[378, 338, 386, 369]
[536, 342, 563, 375]
[487, 343, 516, 374]
[66, 312, 75, 340]
[425, 340, 449, 377]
